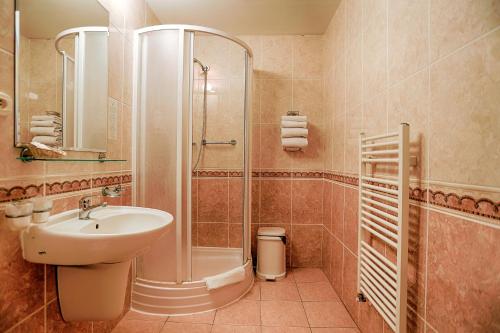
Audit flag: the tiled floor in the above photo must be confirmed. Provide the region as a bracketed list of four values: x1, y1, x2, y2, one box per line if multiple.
[112, 268, 360, 333]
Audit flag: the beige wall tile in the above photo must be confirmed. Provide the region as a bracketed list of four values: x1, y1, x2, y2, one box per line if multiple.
[333, 0, 347, 62]
[323, 75, 334, 171]
[260, 79, 292, 124]
[145, 3, 161, 26]
[0, 0, 14, 53]
[123, 0, 145, 40]
[334, 55, 346, 116]
[123, 39, 133, 106]
[344, 105, 362, 174]
[332, 113, 346, 173]
[346, 35, 362, 109]
[429, 29, 500, 187]
[388, 69, 429, 180]
[108, 26, 124, 102]
[430, 0, 500, 61]
[362, 0, 387, 101]
[347, 0, 362, 50]
[292, 79, 323, 122]
[291, 124, 325, 171]
[293, 36, 323, 79]
[388, 0, 429, 84]
[323, 20, 336, 71]
[261, 36, 293, 79]
[260, 124, 293, 169]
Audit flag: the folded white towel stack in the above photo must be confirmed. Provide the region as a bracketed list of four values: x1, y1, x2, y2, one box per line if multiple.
[281, 115, 308, 150]
[281, 128, 308, 138]
[30, 112, 62, 147]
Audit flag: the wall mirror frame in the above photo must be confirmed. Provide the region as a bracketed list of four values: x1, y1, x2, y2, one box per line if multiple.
[14, 0, 110, 153]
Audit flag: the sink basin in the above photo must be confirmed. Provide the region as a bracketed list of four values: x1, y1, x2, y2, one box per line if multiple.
[21, 206, 173, 265]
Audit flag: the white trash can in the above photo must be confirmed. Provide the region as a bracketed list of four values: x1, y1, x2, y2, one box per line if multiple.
[256, 227, 286, 281]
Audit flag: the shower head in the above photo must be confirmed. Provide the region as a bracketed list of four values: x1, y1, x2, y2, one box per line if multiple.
[193, 58, 210, 72]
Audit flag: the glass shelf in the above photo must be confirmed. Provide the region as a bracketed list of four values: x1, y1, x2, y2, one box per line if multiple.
[17, 156, 126, 163]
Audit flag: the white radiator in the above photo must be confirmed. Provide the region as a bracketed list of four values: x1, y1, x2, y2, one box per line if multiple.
[357, 123, 409, 333]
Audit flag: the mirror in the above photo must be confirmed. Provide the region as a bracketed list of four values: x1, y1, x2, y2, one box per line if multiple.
[15, 0, 109, 152]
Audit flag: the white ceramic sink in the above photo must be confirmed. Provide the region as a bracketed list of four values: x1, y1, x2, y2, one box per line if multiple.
[21, 206, 173, 265]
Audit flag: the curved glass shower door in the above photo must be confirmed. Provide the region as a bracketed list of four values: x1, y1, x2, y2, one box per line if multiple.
[190, 32, 247, 280]
[133, 26, 251, 286]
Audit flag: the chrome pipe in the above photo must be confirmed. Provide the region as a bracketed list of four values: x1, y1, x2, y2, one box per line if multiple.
[193, 58, 209, 72]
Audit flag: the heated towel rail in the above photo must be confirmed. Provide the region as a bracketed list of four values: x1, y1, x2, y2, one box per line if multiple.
[357, 123, 409, 333]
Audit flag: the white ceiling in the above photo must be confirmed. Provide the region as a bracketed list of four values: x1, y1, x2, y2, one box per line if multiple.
[146, 0, 340, 35]
[18, 0, 108, 39]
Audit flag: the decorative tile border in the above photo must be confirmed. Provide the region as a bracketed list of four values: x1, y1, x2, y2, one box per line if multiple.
[0, 174, 132, 203]
[427, 189, 499, 221]
[0, 183, 44, 202]
[291, 171, 323, 178]
[193, 170, 229, 178]
[253, 169, 500, 222]
[92, 174, 131, 188]
[46, 178, 91, 195]
[321, 170, 500, 222]
[192, 170, 244, 178]
[2, 169, 498, 222]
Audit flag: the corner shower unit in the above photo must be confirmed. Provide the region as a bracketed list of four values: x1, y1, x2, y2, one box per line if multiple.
[131, 25, 252, 315]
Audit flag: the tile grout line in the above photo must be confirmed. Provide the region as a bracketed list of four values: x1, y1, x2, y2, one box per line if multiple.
[423, 0, 432, 330]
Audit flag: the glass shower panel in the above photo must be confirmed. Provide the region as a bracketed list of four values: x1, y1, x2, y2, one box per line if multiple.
[190, 33, 247, 280]
[135, 29, 183, 283]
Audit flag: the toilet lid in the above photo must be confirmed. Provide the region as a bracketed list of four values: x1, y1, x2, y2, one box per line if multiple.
[258, 227, 286, 237]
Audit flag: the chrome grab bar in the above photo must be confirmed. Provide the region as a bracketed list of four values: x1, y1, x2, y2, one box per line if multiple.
[202, 139, 237, 146]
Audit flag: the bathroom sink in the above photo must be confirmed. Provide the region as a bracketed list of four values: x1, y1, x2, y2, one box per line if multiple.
[21, 206, 173, 265]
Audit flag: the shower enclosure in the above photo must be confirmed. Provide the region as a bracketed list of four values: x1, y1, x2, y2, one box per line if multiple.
[131, 25, 252, 314]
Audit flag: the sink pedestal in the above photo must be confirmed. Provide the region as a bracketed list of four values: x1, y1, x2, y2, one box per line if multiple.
[58, 260, 131, 321]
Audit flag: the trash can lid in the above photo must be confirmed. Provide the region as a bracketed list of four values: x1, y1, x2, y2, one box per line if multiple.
[258, 227, 286, 237]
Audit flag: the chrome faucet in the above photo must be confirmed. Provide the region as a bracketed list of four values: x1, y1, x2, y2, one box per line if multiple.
[79, 195, 107, 220]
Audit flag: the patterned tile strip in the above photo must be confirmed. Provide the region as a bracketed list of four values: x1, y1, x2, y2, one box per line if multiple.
[1, 170, 498, 221]
[0, 174, 132, 203]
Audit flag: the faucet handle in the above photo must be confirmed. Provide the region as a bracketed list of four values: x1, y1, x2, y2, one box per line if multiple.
[102, 185, 122, 198]
[79, 195, 104, 209]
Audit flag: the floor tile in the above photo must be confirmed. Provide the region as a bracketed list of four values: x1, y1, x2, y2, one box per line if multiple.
[262, 327, 311, 333]
[260, 300, 309, 327]
[212, 325, 262, 333]
[168, 310, 215, 324]
[261, 282, 301, 301]
[111, 319, 165, 333]
[293, 268, 328, 283]
[257, 271, 295, 283]
[122, 310, 168, 321]
[310, 329, 360, 333]
[303, 302, 356, 328]
[160, 322, 212, 333]
[297, 282, 340, 302]
[214, 300, 261, 325]
[244, 282, 261, 300]
[115, 275, 361, 333]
